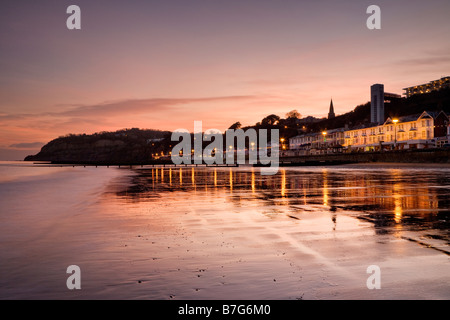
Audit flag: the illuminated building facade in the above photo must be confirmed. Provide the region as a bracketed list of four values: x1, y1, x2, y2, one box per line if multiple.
[288, 111, 449, 154]
[343, 111, 437, 151]
[403, 76, 450, 98]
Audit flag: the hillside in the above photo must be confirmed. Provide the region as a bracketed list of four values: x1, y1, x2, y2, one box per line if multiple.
[24, 128, 171, 164]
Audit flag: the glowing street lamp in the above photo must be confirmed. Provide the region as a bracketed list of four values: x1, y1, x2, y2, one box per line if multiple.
[321, 131, 327, 153]
[280, 138, 286, 151]
[393, 119, 399, 149]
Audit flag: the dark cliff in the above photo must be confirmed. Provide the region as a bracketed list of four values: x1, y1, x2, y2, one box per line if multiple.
[24, 128, 171, 164]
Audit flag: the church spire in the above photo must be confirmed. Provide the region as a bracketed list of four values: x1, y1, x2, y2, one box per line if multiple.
[328, 99, 335, 119]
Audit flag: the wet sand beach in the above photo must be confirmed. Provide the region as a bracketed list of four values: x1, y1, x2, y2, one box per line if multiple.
[0, 163, 449, 299]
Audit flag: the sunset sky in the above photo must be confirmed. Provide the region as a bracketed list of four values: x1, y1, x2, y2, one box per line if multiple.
[1, 0, 450, 159]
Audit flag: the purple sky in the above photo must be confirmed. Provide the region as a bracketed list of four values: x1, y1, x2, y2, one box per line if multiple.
[1, 0, 450, 159]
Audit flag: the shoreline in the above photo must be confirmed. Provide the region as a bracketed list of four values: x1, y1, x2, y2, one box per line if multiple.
[3, 160, 450, 171]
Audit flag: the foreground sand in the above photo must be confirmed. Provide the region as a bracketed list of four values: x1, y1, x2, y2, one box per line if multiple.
[0, 165, 449, 299]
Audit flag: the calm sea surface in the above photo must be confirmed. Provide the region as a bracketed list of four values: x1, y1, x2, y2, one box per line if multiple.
[0, 161, 449, 299]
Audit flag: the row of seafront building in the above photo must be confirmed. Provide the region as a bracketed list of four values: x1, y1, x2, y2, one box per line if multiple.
[287, 111, 450, 156]
[287, 77, 450, 156]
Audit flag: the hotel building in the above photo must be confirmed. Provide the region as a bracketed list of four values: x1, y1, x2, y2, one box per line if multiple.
[343, 111, 437, 151]
[288, 111, 449, 154]
[403, 76, 450, 98]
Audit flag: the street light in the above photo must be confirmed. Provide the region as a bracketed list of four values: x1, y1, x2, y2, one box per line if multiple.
[280, 138, 286, 151]
[392, 119, 399, 149]
[322, 131, 327, 153]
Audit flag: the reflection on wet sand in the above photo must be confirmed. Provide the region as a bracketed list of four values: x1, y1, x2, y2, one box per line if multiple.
[2, 163, 449, 299]
[100, 165, 450, 298]
[112, 167, 449, 244]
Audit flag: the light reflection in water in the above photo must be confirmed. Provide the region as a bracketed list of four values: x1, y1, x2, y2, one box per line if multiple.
[229, 168, 233, 191]
[214, 168, 217, 187]
[251, 169, 255, 194]
[281, 169, 286, 198]
[111, 167, 450, 241]
[322, 169, 329, 207]
[392, 170, 403, 226]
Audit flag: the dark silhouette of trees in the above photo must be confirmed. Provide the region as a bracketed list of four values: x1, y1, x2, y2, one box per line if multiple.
[286, 110, 301, 119]
[228, 121, 242, 130]
[261, 114, 281, 126]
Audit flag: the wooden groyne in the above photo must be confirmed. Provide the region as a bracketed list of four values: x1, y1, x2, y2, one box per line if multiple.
[31, 160, 238, 168]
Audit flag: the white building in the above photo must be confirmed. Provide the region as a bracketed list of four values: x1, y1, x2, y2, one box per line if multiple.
[288, 128, 345, 155]
[287, 111, 448, 155]
[343, 111, 435, 151]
